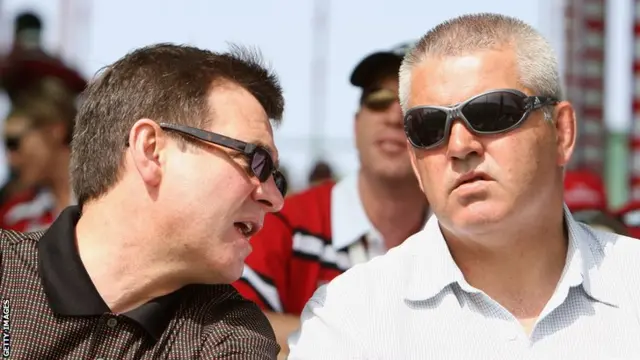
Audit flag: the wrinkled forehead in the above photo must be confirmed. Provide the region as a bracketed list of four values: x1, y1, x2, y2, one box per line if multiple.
[207, 81, 278, 153]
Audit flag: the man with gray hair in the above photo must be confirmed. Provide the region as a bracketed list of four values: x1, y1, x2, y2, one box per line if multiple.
[288, 13, 640, 359]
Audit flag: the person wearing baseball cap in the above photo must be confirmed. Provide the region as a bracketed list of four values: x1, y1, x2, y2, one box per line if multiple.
[233, 42, 430, 357]
[350, 42, 414, 87]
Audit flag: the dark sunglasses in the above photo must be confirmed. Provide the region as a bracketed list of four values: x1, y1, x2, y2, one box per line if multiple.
[404, 89, 559, 150]
[157, 123, 287, 197]
[5, 136, 21, 151]
[362, 88, 398, 111]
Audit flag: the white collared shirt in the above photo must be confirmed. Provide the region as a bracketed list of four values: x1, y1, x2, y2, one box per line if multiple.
[331, 173, 386, 264]
[331, 172, 431, 265]
[288, 206, 640, 360]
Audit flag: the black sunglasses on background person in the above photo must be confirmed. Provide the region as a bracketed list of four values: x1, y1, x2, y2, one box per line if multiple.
[361, 88, 398, 112]
[126, 123, 287, 197]
[404, 88, 559, 150]
[5, 135, 21, 151]
[4, 126, 38, 152]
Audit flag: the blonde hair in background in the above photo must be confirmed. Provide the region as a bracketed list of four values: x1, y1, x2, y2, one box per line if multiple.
[7, 77, 78, 142]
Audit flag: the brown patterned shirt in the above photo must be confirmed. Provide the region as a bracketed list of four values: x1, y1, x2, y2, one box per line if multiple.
[0, 206, 279, 359]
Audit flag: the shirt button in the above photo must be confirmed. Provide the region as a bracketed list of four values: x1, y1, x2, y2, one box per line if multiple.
[106, 318, 118, 328]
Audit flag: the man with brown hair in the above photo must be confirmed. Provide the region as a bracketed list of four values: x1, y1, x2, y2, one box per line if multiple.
[0, 43, 286, 359]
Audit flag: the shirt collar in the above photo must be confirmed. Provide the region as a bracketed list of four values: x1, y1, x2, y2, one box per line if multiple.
[403, 214, 464, 301]
[331, 173, 374, 250]
[38, 206, 183, 341]
[564, 206, 620, 306]
[403, 204, 620, 306]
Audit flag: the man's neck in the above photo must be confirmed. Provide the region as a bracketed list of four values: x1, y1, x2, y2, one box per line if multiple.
[358, 171, 428, 249]
[75, 196, 186, 313]
[444, 205, 568, 319]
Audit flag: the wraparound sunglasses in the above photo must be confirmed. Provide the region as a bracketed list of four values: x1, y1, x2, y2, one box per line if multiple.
[404, 89, 559, 150]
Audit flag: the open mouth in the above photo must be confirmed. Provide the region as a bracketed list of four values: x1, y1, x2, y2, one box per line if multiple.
[234, 221, 259, 237]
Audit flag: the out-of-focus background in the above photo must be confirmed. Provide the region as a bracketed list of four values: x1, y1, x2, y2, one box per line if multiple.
[0, 0, 638, 233]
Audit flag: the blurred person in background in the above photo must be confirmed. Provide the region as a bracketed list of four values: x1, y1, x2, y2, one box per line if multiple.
[0, 10, 86, 224]
[0, 164, 25, 206]
[564, 169, 628, 235]
[0, 79, 76, 231]
[0, 11, 86, 99]
[307, 159, 334, 187]
[233, 42, 430, 357]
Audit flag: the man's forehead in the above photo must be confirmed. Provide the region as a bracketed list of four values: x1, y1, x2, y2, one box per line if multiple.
[408, 52, 518, 106]
[206, 87, 280, 166]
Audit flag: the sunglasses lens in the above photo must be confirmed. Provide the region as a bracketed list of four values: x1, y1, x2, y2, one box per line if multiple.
[251, 148, 287, 196]
[5, 137, 19, 151]
[404, 91, 531, 149]
[251, 149, 271, 182]
[404, 108, 448, 148]
[274, 172, 288, 197]
[363, 89, 397, 111]
[463, 92, 526, 132]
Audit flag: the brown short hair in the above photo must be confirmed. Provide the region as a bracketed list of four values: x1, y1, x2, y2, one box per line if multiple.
[70, 43, 284, 206]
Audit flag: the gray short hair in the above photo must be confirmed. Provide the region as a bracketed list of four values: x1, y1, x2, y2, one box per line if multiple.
[398, 13, 562, 115]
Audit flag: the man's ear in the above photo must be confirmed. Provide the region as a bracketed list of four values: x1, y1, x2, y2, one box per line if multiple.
[552, 101, 576, 168]
[127, 119, 167, 187]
